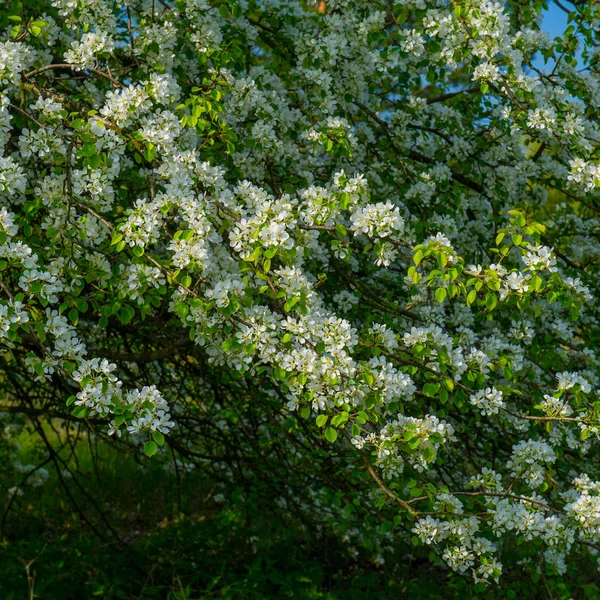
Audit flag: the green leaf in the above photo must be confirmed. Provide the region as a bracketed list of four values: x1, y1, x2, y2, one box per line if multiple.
[324, 427, 338, 443]
[119, 307, 134, 325]
[152, 431, 165, 446]
[316, 415, 328, 427]
[79, 142, 96, 157]
[174, 302, 189, 319]
[68, 308, 79, 325]
[435, 288, 447, 303]
[423, 445, 435, 463]
[485, 293, 497, 311]
[423, 382, 440, 397]
[88, 153, 102, 169]
[273, 366, 287, 380]
[144, 441, 158, 457]
[72, 406, 87, 418]
[439, 387, 448, 404]
[284, 296, 300, 312]
[356, 411, 369, 424]
[110, 232, 124, 246]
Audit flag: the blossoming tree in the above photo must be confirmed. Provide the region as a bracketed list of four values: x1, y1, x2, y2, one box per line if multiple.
[2, 0, 600, 593]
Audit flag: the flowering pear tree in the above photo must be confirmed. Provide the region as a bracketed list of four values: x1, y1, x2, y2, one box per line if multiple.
[2, 0, 600, 593]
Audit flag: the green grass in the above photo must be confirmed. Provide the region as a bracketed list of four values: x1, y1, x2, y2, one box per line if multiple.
[2, 427, 596, 599]
[0, 428, 410, 599]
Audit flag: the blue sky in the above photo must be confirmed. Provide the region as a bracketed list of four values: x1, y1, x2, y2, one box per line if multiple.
[532, 2, 580, 69]
[542, 2, 569, 40]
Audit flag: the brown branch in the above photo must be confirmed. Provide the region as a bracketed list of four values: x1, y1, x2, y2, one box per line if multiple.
[361, 455, 418, 516]
[25, 63, 122, 87]
[353, 100, 485, 194]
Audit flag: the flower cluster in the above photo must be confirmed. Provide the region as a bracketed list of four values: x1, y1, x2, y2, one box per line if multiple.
[469, 387, 505, 416]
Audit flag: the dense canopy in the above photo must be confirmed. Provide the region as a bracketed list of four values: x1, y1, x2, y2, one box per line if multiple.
[3, 0, 600, 596]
